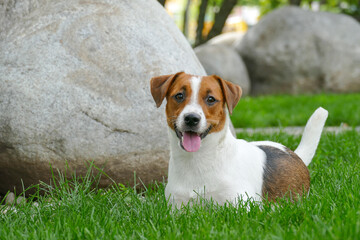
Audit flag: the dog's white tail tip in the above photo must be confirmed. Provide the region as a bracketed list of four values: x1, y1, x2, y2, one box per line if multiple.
[295, 107, 328, 166]
[314, 107, 329, 120]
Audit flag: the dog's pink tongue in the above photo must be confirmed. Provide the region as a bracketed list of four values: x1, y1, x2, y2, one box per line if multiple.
[183, 132, 201, 152]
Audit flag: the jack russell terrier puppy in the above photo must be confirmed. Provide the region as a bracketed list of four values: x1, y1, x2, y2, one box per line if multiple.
[150, 72, 328, 207]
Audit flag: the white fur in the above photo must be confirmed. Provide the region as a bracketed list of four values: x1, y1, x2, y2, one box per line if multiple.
[165, 81, 328, 207]
[295, 107, 328, 166]
[166, 116, 266, 208]
[251, 141, 287, 152]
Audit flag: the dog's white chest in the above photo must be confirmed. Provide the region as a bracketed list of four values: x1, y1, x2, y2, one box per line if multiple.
[165, 132, 266, 207]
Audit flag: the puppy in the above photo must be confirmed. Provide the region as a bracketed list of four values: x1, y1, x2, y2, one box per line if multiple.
[150, 72, 328, 207]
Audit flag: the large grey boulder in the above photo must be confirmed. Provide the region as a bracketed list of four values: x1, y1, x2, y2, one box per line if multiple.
[0, 0, 206, 194]
[236, 6, 360, 95]
[195, 44, 251, 96]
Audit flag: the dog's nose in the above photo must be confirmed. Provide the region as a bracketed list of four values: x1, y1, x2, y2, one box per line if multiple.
[184, 113, 201, 127]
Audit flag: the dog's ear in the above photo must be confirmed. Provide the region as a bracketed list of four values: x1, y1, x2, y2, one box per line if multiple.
[212, 75, 242, 115]
[150, 72, 184, 108]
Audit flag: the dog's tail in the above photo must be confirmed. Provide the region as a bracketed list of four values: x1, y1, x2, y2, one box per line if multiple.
[295, 107, 328, 166]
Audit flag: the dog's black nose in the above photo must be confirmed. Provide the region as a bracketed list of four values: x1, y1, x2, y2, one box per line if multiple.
[184, 113, 201, 127]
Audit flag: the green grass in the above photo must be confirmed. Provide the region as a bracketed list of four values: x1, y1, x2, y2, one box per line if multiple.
[231, 93, 360, 128]
[1, 131, 359, 239]
[1, 93, 359, 239]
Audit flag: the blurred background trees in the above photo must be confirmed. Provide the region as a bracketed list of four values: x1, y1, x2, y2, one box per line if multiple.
[157, 0, 360, 46]
[261, 0, 360, 19]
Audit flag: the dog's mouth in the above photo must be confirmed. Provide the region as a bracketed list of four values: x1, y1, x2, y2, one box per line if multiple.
[175, 125, 212, 152]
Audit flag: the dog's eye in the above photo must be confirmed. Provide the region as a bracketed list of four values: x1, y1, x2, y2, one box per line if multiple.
[206, 96, 217, 106]
[174, 93, 184, 103]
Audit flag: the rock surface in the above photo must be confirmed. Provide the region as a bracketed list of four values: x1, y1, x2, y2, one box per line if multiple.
[0, 0, 50, 37]
[207, 32, 244, 47]
[236, 6, 360, 95]
[5, 192, 15, 205]
[195, 44, 251, 96]
[0, 0, 206, 194]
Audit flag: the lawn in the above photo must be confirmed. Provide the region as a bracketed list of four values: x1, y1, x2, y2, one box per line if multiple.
[231, 93, 360, 128]
[1, 93, 359, 239]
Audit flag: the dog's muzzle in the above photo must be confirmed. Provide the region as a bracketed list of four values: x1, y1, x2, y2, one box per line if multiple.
[175, 113, 212, 152]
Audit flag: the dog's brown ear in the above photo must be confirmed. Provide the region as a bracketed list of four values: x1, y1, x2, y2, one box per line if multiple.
[213, 75, 242, 115]
[150, 72, 184, 108]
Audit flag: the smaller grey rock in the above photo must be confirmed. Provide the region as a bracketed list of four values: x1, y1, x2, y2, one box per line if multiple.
[195, 44, 251, 95]
[5, 192, 15, 205]
[16, 196, 27, 205]
[207, 32, 245, 47]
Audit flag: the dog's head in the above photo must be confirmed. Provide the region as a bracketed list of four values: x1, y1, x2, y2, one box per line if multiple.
[150, 72, 242, 152]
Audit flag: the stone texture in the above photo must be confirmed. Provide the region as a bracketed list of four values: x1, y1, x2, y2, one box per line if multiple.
[195, 44, 251, 96]
[5, 192, 15, 205]
[0, 0, 50, 37]
[207, 32, 244, 47]
[236, 6, 360, 95]
[0, 0, 206, 194]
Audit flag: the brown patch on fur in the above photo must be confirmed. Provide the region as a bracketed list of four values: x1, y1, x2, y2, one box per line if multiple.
[150, 72, 185, 108]
[165, 73, 194, 130]
[150, 72, 194, 131]
[211, 75, 242, 115]
[199, 75, 242, 133]
[198, 76, 227, 133]
[259, 145, 310, 202]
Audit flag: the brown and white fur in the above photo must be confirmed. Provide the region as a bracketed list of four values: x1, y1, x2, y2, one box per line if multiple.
[150, 72, 328, 207]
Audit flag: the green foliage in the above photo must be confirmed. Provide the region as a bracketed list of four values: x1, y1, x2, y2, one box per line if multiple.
[303, 0, 360, 16]
[230, 93, 360, 128]
[258, 0, 360, 19]
[238, 0, 261, 6]
[211, 0, 261, 7]
[259, 0, 288, 15]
